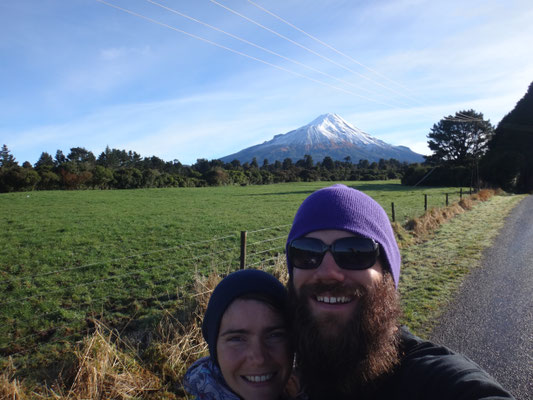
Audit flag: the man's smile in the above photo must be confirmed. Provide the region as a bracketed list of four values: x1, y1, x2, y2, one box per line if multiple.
[315, 295, 353, 304]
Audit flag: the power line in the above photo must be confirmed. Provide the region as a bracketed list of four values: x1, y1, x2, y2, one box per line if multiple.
[210, 0, 420, 105]
[444, 116, 483, 122]
[143, 0, 407, 105]
[95, 0, 401, 108]
[445, 111, 484, 122]
[245, 0, 422, 104]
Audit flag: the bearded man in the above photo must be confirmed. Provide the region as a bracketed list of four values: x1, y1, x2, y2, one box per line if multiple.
[286, 184, 514, 400]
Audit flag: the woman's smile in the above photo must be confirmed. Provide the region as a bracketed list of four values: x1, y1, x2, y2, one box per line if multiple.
[216, 298, 292, 400]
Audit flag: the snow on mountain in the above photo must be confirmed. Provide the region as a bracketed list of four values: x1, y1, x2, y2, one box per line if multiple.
[220, 113, 424, 164]
[270, 113, 385, 147]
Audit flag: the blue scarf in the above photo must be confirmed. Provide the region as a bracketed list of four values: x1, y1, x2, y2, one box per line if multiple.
[183, 356, 241, 400]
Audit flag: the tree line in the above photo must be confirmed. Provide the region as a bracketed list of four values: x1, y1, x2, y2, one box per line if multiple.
[401, 81, 533, 193]
[3, 81, 531, 193]
[0, 145, 409, 192]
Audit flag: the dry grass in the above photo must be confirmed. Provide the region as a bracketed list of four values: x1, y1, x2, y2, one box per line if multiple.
[405, 190, 496, 238]
[0, 322, 165, 400]
[0, 359, 29, 400]
[46, 322, 162, 400]
[0, 270, 247, 400]
[148, 273, 219, 386]
[391, 222, 416, 249]
[473, 188, 495, 201]
[263, 254, 290, 286]
[150, 256, 289, 384]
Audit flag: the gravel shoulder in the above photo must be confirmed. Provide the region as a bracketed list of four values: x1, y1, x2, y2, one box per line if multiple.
[430, 195, 533, 400]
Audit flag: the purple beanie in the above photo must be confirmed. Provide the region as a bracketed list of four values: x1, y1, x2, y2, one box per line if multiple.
[286, 184, 401, 288]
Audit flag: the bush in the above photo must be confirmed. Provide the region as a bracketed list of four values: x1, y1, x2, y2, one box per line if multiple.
[402, 165, 472, 187]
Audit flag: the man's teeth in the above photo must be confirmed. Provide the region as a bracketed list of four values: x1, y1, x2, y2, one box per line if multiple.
[316, 295, 351, 304]
[244, 373, 273, 383]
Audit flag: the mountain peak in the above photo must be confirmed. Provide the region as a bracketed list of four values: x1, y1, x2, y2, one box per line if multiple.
[286, 113, 378, 146]
[219, 113, 424, 164]
[308, 113, 342, 124]
[306, 113, 350, 130]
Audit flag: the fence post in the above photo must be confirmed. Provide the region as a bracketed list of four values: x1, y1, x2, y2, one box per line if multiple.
[460, 188, 463, 199]
[391, 202, 395, 222]
[446, 193, 449, 206]
[240, 231, 247, 269]
[424, 194, 428, 211]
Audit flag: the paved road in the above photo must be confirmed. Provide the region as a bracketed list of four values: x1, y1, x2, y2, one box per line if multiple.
[430, 195, 533, 400]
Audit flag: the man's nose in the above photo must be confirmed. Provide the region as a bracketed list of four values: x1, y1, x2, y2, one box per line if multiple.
[314, 251, 345, 281]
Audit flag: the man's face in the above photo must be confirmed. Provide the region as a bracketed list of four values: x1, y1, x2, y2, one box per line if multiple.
[289, 230, 400, 398]
[292, 229, 384, 330]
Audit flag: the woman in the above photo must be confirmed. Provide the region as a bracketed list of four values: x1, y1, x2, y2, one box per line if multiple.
[183, 269, 298, 400]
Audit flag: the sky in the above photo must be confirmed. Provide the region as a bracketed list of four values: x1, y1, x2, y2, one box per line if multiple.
[1, 0, 533, 166]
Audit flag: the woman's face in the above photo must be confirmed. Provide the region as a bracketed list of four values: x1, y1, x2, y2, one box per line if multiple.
[216, 298, 292, 400]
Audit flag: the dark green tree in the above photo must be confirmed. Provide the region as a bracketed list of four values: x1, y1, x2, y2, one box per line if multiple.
[35, 152, 55, 171]
[97, 146, 120, 168]
[0, 144, 17, 168]
[282, 158, 293, 170]
[296, 154, 313, 169]
[426, 110, 494, 166]
[93, 165, 114, 189]
[193, 159, 210, 175]
[358, 159, 369, 169]
[55, 150, 67, 166]
[481, 81, 533, 192]
[322, 156, 335, 170]
[67, 147, 96, 166]
[229, 159, 241, 170]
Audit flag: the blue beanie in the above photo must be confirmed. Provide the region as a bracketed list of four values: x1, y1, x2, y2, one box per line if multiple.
[286, 184, 401, 288]
[202, 269, 287, 364]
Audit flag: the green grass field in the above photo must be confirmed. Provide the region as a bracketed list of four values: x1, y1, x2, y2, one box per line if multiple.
[0, 180, 470, 369]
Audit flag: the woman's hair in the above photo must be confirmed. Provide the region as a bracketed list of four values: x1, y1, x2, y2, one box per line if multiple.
[201, 269, 288, 364]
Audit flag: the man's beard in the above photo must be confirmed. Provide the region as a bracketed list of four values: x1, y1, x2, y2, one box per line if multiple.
[289, 274, 401, 400]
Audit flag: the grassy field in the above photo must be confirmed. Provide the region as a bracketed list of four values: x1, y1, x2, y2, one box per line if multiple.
[0, 180, 472, 372]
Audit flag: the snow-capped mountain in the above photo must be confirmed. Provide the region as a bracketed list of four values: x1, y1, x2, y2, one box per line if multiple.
[220, 113, 424, 164]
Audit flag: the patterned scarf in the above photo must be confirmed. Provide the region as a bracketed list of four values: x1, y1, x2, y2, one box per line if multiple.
[183, 356, 241, 400]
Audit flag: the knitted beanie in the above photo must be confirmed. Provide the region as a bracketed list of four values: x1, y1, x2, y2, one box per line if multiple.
[202, 269, 287, 364]
[286, 184, 401, 288]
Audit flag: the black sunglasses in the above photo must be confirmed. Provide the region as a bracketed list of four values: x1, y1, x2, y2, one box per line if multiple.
[288, 236, 379, 270]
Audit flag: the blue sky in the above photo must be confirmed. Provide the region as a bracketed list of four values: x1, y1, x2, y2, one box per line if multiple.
[2, 0, 532, 165]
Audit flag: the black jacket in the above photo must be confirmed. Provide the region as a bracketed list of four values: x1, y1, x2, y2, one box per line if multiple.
[371, 327, 515, 400]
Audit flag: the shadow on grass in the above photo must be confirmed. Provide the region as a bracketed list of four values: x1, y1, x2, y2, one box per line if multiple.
[237, 189, 316, 197]
[236, 183, 421, 197]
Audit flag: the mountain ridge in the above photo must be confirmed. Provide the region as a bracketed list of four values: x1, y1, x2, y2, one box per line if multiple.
[220, 113, 424, 164]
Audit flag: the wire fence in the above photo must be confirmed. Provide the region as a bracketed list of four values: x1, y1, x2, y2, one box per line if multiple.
[0, 224, 291, 364]
[0, 190, 470, 365]
[386, 189, 470, 223]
